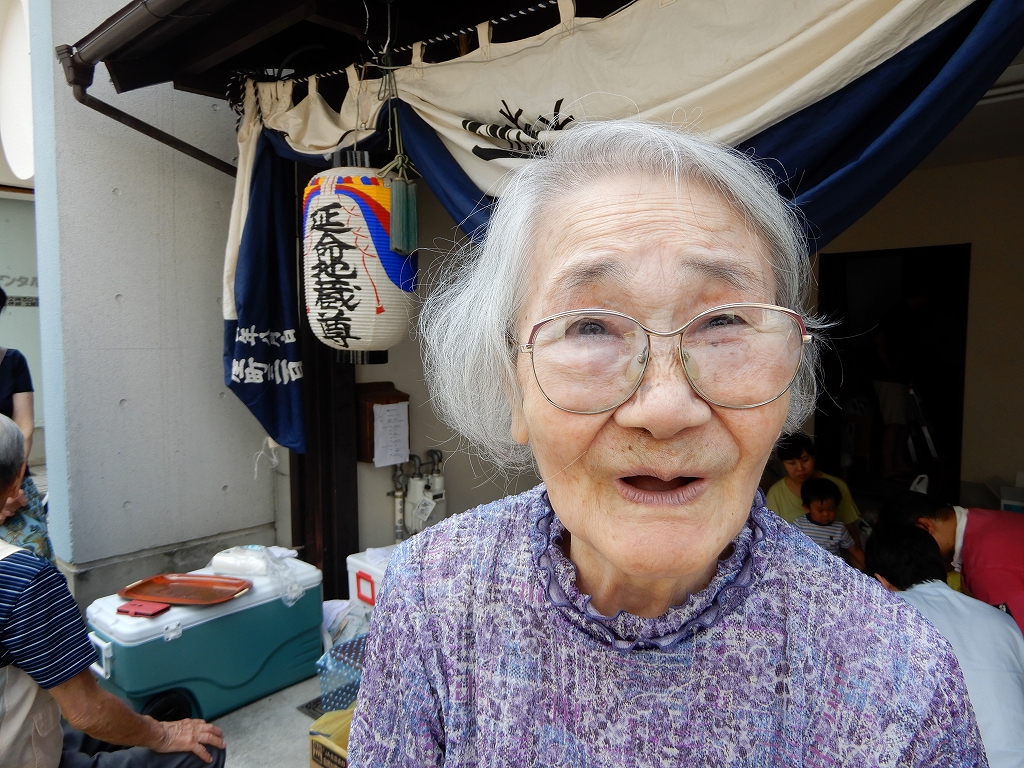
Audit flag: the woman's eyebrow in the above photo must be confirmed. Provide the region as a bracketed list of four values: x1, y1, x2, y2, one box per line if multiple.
[549, 259, 633, 297]
[682, 258, 763, 291]
[546, 256, 763, 304]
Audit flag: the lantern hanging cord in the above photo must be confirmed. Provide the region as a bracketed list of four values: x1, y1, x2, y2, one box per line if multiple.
[376, 101, 413, 180]
[376, 5, 414, 182]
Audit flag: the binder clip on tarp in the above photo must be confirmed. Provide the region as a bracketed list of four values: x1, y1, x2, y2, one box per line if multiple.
[210, 545, 305, 607]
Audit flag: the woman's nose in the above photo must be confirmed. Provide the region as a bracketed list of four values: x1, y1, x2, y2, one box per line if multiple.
[613, 336, 712, 439]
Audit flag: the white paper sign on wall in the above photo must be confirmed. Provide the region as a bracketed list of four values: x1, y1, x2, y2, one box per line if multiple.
[372, 401, 409, 468]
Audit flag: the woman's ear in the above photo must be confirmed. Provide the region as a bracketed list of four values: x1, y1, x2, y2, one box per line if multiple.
[507, 353, 530, 445]
[511, 398, 529, 445]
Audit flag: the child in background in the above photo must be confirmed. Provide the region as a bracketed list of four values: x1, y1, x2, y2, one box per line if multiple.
[793, 477, 865, 571]
[765, 433, 861, 545]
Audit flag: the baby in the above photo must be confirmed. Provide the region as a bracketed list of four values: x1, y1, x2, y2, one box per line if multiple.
[793, 477, 865, 571]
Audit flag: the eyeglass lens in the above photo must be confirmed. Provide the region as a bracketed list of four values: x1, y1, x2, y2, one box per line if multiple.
[530, 306, 804, 413]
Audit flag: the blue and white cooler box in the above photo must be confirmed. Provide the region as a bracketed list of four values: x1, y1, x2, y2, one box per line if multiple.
[86, 558, 324, 720]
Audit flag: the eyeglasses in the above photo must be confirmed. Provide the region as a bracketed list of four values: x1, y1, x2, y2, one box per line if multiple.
[518, 303, 811, 415]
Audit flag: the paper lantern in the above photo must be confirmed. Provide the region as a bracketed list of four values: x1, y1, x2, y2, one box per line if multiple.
[302, 170, 417, 351]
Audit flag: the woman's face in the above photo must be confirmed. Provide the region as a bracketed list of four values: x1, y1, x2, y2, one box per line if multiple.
[782, 451, 815, 483]
[513, 174, 790, 584]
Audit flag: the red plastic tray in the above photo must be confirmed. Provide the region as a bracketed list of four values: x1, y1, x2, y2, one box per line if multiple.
[117, 574, 252, 606]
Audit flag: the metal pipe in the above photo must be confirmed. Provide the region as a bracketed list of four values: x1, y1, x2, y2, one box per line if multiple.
[54, 45, 235, 178]
[425, 449, 443, 474]
[391, 464, 407, 543]
[393, 488, 406, 543]
[70, 83, 236, 177]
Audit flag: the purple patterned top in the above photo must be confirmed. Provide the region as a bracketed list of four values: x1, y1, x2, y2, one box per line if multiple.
[349, 486, 986, 767]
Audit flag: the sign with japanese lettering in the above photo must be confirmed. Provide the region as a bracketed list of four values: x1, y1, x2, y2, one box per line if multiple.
[228, 325, 302, 385]
[301, 170, 417, 352]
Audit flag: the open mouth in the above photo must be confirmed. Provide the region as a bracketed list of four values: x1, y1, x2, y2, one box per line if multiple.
[621, 475, 697, 492]
[615, 473, 709, 505]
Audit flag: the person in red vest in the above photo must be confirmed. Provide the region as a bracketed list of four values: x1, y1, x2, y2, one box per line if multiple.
[881, 491, 1024, 632]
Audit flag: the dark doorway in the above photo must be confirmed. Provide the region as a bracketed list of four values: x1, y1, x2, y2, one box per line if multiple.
[815, 244, 971, 512]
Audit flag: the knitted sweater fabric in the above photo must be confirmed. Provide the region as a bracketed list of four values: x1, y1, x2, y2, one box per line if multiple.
[348, 485, 985, 767]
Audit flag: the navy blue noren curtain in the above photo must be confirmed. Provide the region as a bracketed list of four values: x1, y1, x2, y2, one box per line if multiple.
[224, 133, 306, 453]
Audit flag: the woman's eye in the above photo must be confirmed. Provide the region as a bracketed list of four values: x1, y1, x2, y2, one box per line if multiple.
[571, 319, 609, 336]
[705, 313, 743, 329]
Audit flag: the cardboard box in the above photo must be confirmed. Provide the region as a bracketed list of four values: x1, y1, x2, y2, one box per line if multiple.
[310, 705, 356, 768]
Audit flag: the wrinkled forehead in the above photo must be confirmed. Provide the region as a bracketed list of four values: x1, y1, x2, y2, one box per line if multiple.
[524, 174, 776, 324]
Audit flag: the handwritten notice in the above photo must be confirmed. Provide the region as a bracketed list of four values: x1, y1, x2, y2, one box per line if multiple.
[372, 402, 410, 468]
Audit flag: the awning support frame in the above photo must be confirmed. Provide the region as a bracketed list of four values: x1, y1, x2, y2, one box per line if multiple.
[55, 44, 236, 178]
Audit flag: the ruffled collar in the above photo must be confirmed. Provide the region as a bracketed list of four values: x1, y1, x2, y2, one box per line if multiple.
[529, 487, 770, 651]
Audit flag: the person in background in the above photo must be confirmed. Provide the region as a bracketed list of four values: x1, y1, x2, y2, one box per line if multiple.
[0, 286, 54, 562]
[792, 477, 864, 570]
[765, 432, 861, 544]
[0, 415, 226, 767]
[867, 524, 1024, 767]
[881, 490, 1024, 633]
[0, 288, 34, 455]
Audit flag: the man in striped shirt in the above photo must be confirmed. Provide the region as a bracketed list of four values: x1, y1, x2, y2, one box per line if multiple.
[0, 415, 225, 767]
[791, 477, 865, 571]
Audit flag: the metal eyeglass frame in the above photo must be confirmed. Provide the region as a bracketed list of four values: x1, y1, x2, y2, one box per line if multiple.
[517, 302, 812, 415]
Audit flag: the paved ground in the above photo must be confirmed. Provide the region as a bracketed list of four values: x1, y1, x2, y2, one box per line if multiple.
[214, 675, 321, 768]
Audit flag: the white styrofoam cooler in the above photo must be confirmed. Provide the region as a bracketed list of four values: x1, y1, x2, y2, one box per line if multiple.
[346, 551, 388, 607]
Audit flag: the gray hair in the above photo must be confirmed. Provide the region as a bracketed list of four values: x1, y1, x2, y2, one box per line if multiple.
[420, 120, 821, 473]
[0, 414, 24, 491]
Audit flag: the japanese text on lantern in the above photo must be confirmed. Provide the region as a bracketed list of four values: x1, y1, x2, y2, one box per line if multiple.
[308, 201, 361, 348]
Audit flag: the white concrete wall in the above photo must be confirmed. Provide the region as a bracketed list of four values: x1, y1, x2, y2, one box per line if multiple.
[355, 189, 541, 549]
[31, 0, 278, 602]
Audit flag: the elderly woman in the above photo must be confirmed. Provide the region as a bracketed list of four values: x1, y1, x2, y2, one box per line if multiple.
[348, 123, 983, 766]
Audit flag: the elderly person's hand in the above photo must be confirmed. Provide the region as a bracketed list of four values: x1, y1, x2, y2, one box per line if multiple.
[346, 121, 985, 768]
